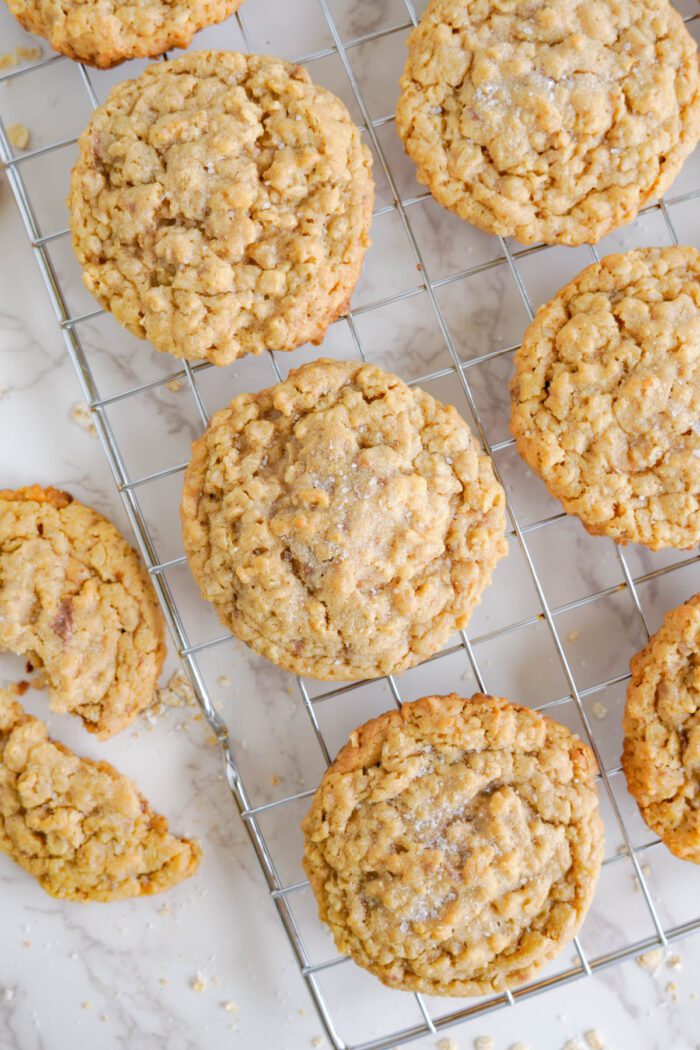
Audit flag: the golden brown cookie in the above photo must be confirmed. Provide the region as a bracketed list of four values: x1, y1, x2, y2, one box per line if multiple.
[396, 0, 700, 246]
[510, 246, 700, 549]
[3, 0, 243, 69]
[623, 595, 700, 863]
[181, 359, 507, 681]
[302, 693, 603, 996]
[0, 689, 200, 901]
[0, 485, 166, 739]
[69, 52, 374, 365]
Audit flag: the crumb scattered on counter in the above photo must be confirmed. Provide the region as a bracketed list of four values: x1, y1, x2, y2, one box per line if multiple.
[437, 1039, 458, 1050]
[636, 947, 665, 973]
[562, 1040, 583, 1050]
[15, 46, 42, 61]
[667, 954, 683, 971]
[665, 980, 678, 1001]
[591, 701, 608, 720]
[217, 674, 230, 688]
[474, 1038, 494, 1050]
[567, 629, 580, 642]
[0, 54, 17, 71]
[81, 1001, 91, 1010]
[584, 1030, 606, 1050]
[156, 670, 196, 712]
[223, 1001, 238, 1014]
[311, 1038, 324, 1048]
[190, 972, 206, 992]
[70, 401, 96, 437]
[159, 977, 168, 986]
[7, 123, 29, 150]
[510, 1044, 530, 1050]
[165, 379, 183, 392]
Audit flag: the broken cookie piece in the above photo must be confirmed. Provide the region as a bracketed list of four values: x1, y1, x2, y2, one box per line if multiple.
[0, 485, 166, 738]
[0, 689, 201, 901]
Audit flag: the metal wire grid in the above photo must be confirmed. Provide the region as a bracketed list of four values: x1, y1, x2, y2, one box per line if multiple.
[1, 2, 700, 1046]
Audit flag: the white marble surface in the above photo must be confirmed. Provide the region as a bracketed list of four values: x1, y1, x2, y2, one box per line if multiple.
[1, 3, 700, 1049]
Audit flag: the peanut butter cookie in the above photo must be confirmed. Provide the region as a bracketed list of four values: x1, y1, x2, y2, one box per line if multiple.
[0, 486, 165, 738]
[396, 0, 700, 246]
[511, 247, 700, 549]
[0, 689, 200, 901]
[69, 52, 374, 365]
[623, 595, 700, 863]
[181, 359, 507, 681]
[302, 693, 603, 996]
[3, 0, 243, 68]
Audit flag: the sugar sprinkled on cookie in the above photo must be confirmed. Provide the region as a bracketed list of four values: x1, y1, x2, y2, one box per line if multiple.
[302, 693, 603, 996]
[181, 359, 507, 680]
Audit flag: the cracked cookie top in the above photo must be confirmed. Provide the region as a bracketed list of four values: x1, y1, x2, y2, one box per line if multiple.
[623, 594, 700, 864]
[181, 359, 507, 680]
[302, 693, 603, 996]
[511, 246, 700, 549]
[0, 485, 165, 738]
[4, 0, 243, 68]
[396, 0, 700, 246]
[69, 51, 374, 364]
[0, 689, 201, 901]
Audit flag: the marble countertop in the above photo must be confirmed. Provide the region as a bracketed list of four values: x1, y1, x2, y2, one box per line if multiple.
[2, 3, 700, 1048]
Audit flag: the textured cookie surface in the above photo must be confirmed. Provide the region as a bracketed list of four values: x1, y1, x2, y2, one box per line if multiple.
[0, 690, 200, 901]
[181, 359, 507, 681]
[623, 595, 700, 863]
[302, 693, 603, 996]
[69, 52, 374, 364]
[511, 246, 700, 549]
[396, 0, 700, 246]
[0, 486, 166, 739]
[4, 0, 242, 68]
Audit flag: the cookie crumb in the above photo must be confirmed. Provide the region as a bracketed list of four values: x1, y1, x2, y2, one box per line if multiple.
[70, 401, 97, 437]
[591, 701, 608, 720]
[567, 630, 580, 642]
[0, 53, 18, 71]
[667, 953, 683, 971]
[159, 977, 168, 986]
[157, 670, 196, 709]
[636, 947, 665, 973]
[15, 681, 30, 697]
[82, 1001, 92, 1010]
[100, 1014, 109, 1022]
[223, 1001, 238, 1014]
[438, 1040, 458, 1050]
[584, 1030, 606, 1050]
[217, 674, 230, 688]
[562, 1041, 583, 1050]
[15, 46, 42, 61]
[665, 980, 678, 1000]
[510, 1044, 530, 1050]
[311, 1038, 324, 1048]
[475, 1039, 494, 1050]
[165, 379, 183, 392]
[190, 972, 207, 992]
[7, 124, 30, 150]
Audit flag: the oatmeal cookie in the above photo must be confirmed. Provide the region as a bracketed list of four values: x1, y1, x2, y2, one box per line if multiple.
[0, 689, 200, 901]
[623, 595, 700, 863]
[511, 246, 700, 549]
[0, 486, 166, 738]
[395, 0, 700, 246]
[302, 693, 603, 996]
[3, 0, 243, 68]
[69, 52, 374, 365]
[181, 359, 507, 681]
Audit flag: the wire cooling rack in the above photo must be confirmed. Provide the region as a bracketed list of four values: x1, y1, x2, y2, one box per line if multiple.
[1, 2, 700, 1046]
